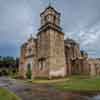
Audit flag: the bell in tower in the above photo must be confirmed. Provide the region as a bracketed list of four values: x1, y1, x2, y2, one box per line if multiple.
[39, 5, 62, 32]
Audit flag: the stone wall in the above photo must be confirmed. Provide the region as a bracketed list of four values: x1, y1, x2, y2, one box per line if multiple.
[19, 43, 27, 78]
[19, 37, 37, 79]
[71, 58, 89, 75]
[36, 29, 66, 78]
[49, 29, 66, 78]
[88, 59, 100, 76]
[64, 39, 81, 75]
[36, 30, 50, 78]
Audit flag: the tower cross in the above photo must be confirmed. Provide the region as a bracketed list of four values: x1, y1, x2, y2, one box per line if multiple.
[49, 0, 52, 6]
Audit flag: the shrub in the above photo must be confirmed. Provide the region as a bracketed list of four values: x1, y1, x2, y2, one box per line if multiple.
[26, 65, 32, 79]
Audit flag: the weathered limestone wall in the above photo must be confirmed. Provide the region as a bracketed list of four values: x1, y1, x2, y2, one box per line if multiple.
[19, 63, 27, 78]
[64, 46, 72, 75]
[36, 30, 50, 78]
[37, 30, 50, 59]
[36, 29, 66, 78]
[64, 39, 81, 76]
[19, 37, 38, 79]
[19, 43, 27, 78]
[49, 29, 66, 78]
[34, 58, 49, 78]
[88, 59, 100, 76]
[71, 58, 89, 75]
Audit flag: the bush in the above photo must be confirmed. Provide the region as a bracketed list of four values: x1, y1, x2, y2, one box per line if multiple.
[2, 69, 9, 76]
[26, 66, 32, 79]
[0, 69, 9, 76]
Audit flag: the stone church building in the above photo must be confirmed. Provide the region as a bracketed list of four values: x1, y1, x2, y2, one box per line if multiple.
[19, 5, 100, 79]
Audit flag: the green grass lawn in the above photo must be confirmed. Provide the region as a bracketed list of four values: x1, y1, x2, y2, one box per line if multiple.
[53, 76, 100, 91]
[32, 75, 100, 91]
[0, 88, 21, 100]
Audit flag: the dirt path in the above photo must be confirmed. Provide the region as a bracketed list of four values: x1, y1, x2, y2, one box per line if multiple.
[0, 77, 99, 100]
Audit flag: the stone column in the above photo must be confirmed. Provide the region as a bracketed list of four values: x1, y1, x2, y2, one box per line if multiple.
[90, 64, 96, 76]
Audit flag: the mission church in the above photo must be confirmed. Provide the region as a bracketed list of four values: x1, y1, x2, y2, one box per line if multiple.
[19, 3, 100, 79]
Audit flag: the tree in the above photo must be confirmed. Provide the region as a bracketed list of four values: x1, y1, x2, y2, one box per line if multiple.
[26, 64, 32, 79]
[15, 58, 19, 71]
[0, 56, 17, 76]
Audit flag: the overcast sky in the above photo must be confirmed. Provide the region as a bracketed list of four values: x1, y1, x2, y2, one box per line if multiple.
[0, 0, 100, 58]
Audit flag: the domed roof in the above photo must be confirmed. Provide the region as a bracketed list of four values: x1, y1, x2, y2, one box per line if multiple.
[65, 38, 78, 45]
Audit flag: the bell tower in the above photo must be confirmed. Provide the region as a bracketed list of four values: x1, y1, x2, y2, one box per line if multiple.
[37, 5, 66, 78]
[39, 5, 62, 32]
[40, 7, 60, 25]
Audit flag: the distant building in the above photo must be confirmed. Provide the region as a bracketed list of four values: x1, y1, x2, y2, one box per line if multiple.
[19, 5, 100, 79]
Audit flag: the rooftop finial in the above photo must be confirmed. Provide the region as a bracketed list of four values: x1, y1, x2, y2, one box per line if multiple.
[30, 34, 33, 39]
[49, 0, 52, 6]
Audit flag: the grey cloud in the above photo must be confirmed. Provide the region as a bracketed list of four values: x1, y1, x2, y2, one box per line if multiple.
[0, 0, 100, 57]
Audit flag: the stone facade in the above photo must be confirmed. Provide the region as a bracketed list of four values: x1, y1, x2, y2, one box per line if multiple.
[19, 5, 100, 79]
[19, 6, 66, 79]
[64, 39, 90, 76]
[88, 59, 100, 76]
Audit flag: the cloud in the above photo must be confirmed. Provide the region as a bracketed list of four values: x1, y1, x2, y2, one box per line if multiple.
[0, 0, 43, 57]
[66, 22, 100, 58]
[0, 0, 100, 58]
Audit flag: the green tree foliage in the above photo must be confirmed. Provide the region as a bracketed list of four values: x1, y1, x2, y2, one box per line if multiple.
[0, 56, 19, 76]
[26, 64, 32, 79]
